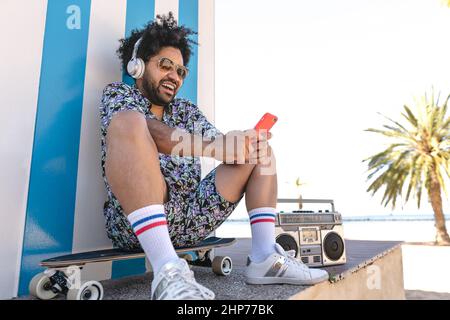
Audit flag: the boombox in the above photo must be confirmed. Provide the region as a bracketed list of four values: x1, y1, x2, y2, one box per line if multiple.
[275, 199, 346, 267]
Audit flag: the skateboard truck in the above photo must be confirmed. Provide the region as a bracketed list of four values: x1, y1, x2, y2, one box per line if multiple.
[30, 267, 104, 300]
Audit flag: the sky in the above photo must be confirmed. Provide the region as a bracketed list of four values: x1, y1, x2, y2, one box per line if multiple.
[214, 0, 450, 218]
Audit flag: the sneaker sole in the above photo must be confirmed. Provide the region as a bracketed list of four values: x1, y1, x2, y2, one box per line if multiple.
[245, 274, 329, 286]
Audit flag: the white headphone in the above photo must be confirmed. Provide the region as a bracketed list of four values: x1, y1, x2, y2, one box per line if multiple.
[127, 37, 145, 79]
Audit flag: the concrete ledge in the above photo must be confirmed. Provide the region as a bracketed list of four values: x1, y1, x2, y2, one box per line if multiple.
[15, 238, 405, 300]
[289, 246, 405, 299]
[213, 238, 405, 300]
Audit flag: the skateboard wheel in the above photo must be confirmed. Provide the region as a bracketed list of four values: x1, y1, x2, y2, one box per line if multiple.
[212, 256, 232, 276]
[29, 273, 58, 300]
[67, 281, 104, 300]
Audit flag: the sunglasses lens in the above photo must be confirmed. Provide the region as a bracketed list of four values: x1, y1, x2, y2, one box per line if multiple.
[177, 68, 187, 79]
[159, 58, 173, 71]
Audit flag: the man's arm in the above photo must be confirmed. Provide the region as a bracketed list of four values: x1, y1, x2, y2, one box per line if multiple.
[146, 118, 269, 164]
[146, 118, 220, 159]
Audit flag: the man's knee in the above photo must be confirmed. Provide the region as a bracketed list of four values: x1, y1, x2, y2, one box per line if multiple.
[258, 146, 277, 175]
[107, 110, 156, 149]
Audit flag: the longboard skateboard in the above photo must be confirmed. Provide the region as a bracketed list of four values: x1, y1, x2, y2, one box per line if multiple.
[29, 236, 236, 300]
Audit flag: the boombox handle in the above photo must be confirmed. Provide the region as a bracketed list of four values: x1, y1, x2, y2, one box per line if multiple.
[277, 198, 335, 212]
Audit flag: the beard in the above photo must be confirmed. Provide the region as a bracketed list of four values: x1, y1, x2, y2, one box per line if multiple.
[141, 75, 175, 108]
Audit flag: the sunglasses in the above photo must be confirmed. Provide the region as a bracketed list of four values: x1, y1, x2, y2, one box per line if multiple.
[155, 57, 189, 80]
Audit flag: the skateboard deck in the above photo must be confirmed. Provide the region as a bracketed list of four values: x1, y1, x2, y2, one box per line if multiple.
[41, 236, 236, 268]
[31, 237, 236, 300]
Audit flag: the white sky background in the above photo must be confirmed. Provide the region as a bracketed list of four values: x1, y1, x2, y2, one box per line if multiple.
[214, 0, 450, 218]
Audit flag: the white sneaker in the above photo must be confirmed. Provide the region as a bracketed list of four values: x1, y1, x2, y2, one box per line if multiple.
[151, 258, 215, 300]
[245, 243, 329, 285]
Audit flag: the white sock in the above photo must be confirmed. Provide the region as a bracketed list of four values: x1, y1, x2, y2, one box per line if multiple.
[248, 207, 277, 263]
[127, 204, 178, 275]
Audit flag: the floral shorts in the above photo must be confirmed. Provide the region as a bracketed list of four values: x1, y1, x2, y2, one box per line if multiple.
[103, 167, 243, 250]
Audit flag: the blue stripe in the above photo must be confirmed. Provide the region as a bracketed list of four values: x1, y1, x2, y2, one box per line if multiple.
[178, 0, 199, 104]
[111, 0, 156, 280]
[122, 0, 156, 86]
[18, 0, 91, 296]
[250, 213, 276, 220]
[131, 214, 166, 229]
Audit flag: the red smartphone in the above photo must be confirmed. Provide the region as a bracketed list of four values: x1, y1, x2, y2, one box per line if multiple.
[255, 112, 278, 132]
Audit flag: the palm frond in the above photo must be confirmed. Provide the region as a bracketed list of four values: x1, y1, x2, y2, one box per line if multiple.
[365, 128, 417, 145]
[405, 154, 423, 202]
[431, 156, 449, 199]
[402, 105, 418, 128]
[366, 149, 412, 208]
[363, 144, 403, 169]
[416, 178, 423, 208]
[440, 152, 450, 180]
[378, 111, 413, 132]
[364, 128, 402, 138]
[364, 90, 450, 210]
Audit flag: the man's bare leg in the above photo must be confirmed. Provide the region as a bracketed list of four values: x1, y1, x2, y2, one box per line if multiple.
[214, 147, 277, 210]
[216, 147, 277, 262]
[105, 111, 168, 214]
[215, 147, 278, 262]
[104, 111, 178, 275]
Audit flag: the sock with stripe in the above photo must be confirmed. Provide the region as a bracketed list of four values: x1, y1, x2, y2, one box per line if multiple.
[127, 204, 179, 275]
[248, 207, 277, 263]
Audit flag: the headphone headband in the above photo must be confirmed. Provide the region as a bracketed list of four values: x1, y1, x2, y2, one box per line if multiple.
[131, 37, 143, 61]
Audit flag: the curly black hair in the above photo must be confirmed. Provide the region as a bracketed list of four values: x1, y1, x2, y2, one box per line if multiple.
[117, 12, 198, 73]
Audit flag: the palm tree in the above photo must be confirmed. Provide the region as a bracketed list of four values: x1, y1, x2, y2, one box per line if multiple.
[295, 177, 307, 209]
[363, 92, 450, 245]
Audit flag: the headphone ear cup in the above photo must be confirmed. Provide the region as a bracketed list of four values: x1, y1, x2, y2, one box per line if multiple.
[134, 58, 145, 79]
[127, 58, 145, 79]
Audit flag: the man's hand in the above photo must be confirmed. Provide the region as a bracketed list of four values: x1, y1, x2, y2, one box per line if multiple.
[210, 129, 272, 164]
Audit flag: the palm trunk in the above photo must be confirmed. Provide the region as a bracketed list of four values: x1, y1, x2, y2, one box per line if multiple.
[428, 168, 450, 245]
[298, 194, 303, 210]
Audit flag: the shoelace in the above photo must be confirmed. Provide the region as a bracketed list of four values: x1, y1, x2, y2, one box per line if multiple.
[282, 249, 310, 271]
[158, 267, 214, 300]
[164, 278, 214, 300]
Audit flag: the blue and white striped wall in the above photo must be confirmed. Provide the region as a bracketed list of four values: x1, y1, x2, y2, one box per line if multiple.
[0, 0, 215, 299]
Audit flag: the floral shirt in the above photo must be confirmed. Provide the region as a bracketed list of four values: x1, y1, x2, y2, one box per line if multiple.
[99, 82, 221, 212]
